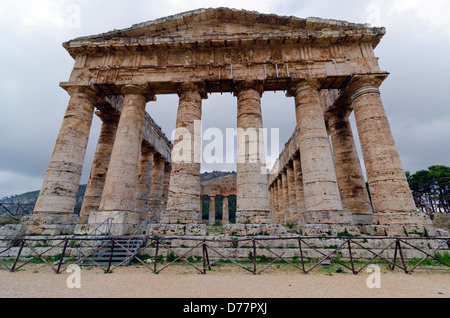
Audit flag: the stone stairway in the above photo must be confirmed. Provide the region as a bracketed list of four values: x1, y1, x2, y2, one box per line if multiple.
[81, 237, 147, 267]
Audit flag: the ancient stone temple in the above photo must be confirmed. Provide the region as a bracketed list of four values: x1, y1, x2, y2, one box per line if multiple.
[23, 8, 435, 236]
[201, 174, 237, 225]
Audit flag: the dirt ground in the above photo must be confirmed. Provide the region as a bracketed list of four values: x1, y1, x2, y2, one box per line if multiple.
[0, 264, 449, 298]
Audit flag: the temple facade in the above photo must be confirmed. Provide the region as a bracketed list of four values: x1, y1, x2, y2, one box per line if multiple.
[23, 8, 433, 236]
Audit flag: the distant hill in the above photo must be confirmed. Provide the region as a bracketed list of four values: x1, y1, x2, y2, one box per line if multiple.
[1, 185, 87, 215]
[1, 171, 236, 215]
[200, 171, 236, 183]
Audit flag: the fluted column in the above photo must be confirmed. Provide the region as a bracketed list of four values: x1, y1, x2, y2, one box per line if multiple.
[160, 163, 172, 213]
[34, 86, 98, 219]
[134, 145, 155, 220]
[222, 195, 229, 225]
[272, 180, 279, 222]
[328, 110, 373, 224]
[98, 85, 154, 219]
[149, 154, 165, 223]
[292, 154, 306, 221]
[349, 76, 423, 225]
[286, 162, 297, 223]
[288, 80, 343, 214]
[209, 195, 216, 225]
[280, 169, 289, 224]
[79, 110, 119, 223]
[276, 176, 284, 224]
[162, 83, 206, 224]
[234, 81, 272, 224]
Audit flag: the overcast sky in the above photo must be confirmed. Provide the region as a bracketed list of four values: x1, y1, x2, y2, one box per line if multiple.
[1, 0, 449, 198]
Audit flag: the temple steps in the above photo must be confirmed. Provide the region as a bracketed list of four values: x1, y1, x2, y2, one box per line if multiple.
[80, 237, 147, 267]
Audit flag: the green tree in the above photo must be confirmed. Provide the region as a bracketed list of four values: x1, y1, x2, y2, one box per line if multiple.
[407, 165, 450, 214]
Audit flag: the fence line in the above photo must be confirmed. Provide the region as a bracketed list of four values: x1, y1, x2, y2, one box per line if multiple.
[0, 203, 34, 217]
[0, 236, 449, 275]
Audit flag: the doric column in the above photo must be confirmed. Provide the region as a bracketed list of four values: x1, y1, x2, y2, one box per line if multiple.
[288, 80, 343, 215]
[286, 162, 297, 223]
[149, 154, 165, 223]
[34, 86, 98, 219]
[200, 196, 204, 222]
[268, 186, 272, 214]
[276, 176, 284, 224]
[160, 163, 172, 213]
[327, 110, 373, 224]
[234, 81, 272, 224]
[209, 195, 216, 225]
[349, 76, 422, 225]
[97, 85, 155, 233]
[222, 195, 229, 225]
[135, 144, 155, 220]
[292, 154, 306, 221]
[162, 83, 206, 224]
[272, 179, 279, 222]
[280, 169, 289, 224]
[79, 110, 119, 223]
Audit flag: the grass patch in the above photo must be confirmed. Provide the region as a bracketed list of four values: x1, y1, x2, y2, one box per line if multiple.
[0, 216, 22, 226]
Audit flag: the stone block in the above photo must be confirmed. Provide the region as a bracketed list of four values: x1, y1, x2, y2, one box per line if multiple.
[223, 224, 287, 236]
[85, 211, 141, 236]
[21, 214, 79, 235]
[148, 224, 207, 236]
[302, 210, 353, 224]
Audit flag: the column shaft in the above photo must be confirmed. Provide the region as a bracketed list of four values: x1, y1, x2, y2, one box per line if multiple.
[208, 196, 216, 225]
[351, 84, 416, 217]
[292, 156, 306, 221]
[276, 177, 284, 224]
[160, 163, 172, 212]
[99, 87, 150, 213]
[222, 196, 229, 224]
[135, 145, 155, 220]
[163, 83, 205, 223]
[328, 112, 373, 224]
[291, 81, 343, 212]
[286, 163, 297, 223]
[281, 170, 289, 224]
[34, 87, 96, 215]
[149, 155, 165, 223]
[272, 180, 279, 222]
[235, 81, 272, 224]
[80, 111, 119, 223]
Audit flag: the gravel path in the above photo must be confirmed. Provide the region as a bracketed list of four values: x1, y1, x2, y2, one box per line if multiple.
[0, 265, 449, 298]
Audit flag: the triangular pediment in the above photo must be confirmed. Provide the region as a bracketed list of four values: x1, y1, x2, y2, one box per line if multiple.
[63, 8, 385, 57]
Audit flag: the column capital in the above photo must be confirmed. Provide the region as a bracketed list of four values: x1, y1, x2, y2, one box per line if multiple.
[95, 109, 120, 123]
[153, 152, 166, 164]
[344, 74, 387, 102]
[286, 79, 321, 97]
[141, 142, 156, 155]
[233, 80, 264, 97]
[121, 84, 156, 102]
[63, 84, 104, 103]
[325, 106, 352, 123]
[177, 82, 208, 99]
